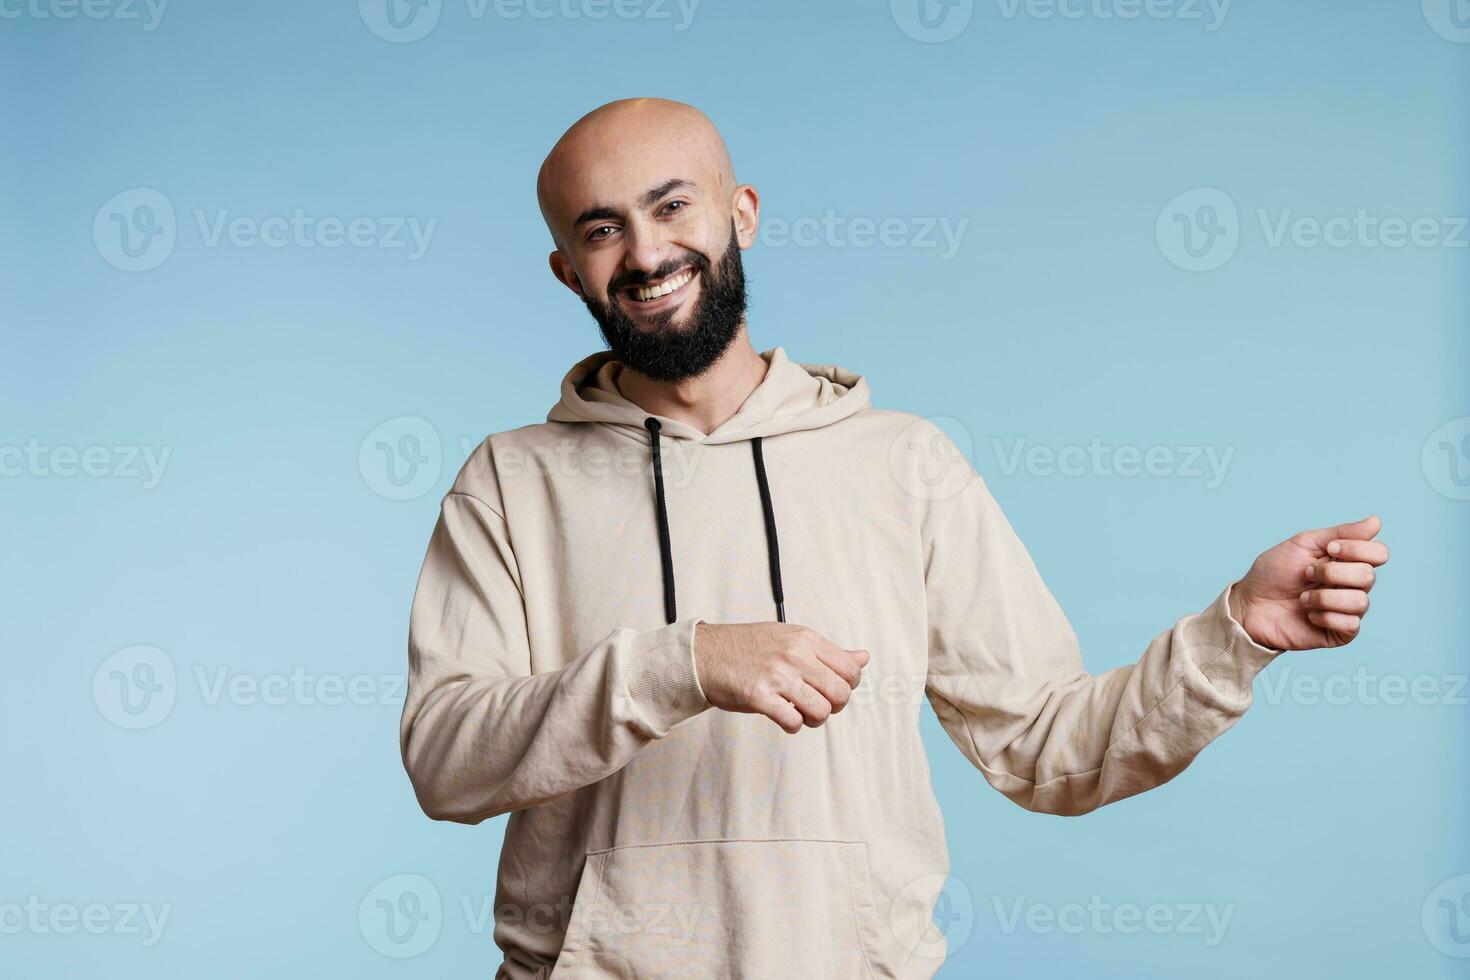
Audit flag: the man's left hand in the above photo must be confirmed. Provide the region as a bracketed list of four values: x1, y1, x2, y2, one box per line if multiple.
[1229, 515, 1389, 651]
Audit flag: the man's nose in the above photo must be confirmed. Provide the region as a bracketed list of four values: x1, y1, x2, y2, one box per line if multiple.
[621, 219, 669, 277]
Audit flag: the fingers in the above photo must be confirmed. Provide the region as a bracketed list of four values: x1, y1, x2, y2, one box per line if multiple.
[763, 629, 872, 734]
[814, 644, 868, 688]
[1336, 514, 1381, 541]
[1306, 515, 1381, 548]
[1307, 609, 1362, 636]
[1305, 561, 1377, 590]
[785, 647, 871, 731]
[1326, 538, 1389, 566]
[803, 661, 854, 714]
[1301, 588, 1370, 615]
[782, 680, 832, 729]
[758, 694, 805, 735]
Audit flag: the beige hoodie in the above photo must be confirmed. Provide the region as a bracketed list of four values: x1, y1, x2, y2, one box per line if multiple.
[400, 346, 1281, 979]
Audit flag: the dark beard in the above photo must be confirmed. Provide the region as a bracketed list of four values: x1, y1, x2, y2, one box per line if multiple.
[580, 223, 747, 383]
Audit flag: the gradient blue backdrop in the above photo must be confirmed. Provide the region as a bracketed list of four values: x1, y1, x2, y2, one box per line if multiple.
[4, 0, 1467, 976]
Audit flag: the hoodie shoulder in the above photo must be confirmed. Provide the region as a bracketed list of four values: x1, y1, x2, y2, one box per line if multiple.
[840, 406, 953, 441]
[445, 421, 584, 515]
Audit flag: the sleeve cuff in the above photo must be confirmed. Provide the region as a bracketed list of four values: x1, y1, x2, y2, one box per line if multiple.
[624, 616, 710, 736]
[1188, 583, 1285, 696]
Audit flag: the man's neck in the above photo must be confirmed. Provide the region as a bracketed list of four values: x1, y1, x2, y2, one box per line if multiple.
[615, 327, 769, 436]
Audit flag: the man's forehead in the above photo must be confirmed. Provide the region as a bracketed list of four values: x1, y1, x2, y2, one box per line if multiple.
[544, 136, 718, 219]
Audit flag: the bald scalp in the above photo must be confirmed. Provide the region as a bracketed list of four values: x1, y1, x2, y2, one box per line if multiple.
[537, 98, 737, 248]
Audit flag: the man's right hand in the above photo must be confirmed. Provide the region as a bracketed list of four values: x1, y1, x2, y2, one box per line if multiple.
[692, 622, 870, 734]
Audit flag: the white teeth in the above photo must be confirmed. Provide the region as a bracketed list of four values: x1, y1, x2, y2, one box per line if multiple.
[632, 269, 694, 302]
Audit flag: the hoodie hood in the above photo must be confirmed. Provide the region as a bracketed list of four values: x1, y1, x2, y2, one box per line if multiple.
[547, 346, 871, 444]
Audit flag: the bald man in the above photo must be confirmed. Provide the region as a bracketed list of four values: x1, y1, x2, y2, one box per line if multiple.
[400, 98, 1389, 978]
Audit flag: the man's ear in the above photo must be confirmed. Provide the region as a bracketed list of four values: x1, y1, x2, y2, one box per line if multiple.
[732, 184, 761, 249]
[547, 250, 585, 297]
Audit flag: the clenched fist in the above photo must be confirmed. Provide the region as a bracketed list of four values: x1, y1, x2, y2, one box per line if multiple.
[1230, 515, 1390, 650]
[692, 622, 870, 734]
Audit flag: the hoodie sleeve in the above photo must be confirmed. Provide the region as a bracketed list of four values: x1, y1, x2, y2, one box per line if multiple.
[400, 490, 710, 824]
[922, 472, 1282, 817]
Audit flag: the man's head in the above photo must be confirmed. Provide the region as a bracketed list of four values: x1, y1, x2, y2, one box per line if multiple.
[537, 98, 759, 382]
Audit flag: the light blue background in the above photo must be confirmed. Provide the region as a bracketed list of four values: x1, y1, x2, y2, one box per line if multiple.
[4, 0, 1467, 976]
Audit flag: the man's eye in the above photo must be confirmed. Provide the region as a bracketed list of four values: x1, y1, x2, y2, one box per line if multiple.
[588, 225, 615, 241]
[661, 201, 686, 216]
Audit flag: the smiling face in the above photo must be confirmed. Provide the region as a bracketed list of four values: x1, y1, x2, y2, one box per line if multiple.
[538, 99, 760, 381]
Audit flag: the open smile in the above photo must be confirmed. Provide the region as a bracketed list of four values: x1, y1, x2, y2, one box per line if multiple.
[621, 267, 698, 313]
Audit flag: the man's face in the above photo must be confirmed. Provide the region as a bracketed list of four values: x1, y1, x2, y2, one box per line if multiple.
[540, 109, 757, 381]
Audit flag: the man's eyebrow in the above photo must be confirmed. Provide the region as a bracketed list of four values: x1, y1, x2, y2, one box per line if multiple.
[639, 178, 696, 208]
[573, 179, 698, 228]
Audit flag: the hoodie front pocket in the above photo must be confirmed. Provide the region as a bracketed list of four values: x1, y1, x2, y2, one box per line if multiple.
[551, 838, 895, 979]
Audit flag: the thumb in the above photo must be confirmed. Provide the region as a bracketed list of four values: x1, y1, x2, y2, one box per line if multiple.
[1304, 515, 1380, 548]
[848, 648, 871, 667]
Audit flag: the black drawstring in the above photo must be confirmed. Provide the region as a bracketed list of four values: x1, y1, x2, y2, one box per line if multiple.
[643, 418, 787, 625]
[750, 437, 786, 624]
[643, 418, 678, 626]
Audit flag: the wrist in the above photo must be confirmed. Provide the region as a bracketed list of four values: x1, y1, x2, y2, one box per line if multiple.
[1227, 580, 1247, 625]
